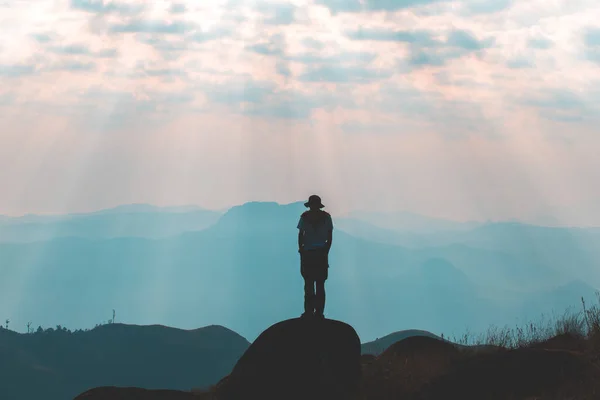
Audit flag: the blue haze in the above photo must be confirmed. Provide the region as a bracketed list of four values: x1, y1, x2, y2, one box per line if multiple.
[0, 202, 599, 342]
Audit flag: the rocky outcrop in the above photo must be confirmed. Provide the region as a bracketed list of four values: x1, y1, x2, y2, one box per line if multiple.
[74, 386, 199, 399]
[216, 317, 362, 400]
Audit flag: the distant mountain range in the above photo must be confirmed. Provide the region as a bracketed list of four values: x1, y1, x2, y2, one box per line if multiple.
[0, 323, 249, 400]
[340, 210, 483, 234]
[0, 201, 599, 342]
[0, 204, 222, 242]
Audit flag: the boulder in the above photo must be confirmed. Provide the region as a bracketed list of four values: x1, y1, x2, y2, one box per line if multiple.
[74, 386, 198, 399]
[216, 317, 361, 400]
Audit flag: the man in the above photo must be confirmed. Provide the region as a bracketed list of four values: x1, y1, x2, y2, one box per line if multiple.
[297, 195, 333, 319]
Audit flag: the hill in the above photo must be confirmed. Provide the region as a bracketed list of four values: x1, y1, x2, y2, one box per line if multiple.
[361, 329, 444, 355]
[0, 323, 250, 400]
[73, 324, 600, 400]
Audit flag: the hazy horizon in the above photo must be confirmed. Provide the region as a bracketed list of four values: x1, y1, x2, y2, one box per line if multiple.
[0, 200, 595, 228]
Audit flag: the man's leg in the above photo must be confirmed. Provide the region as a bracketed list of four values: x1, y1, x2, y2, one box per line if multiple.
[303, 278, 315, 316]
[315, 280, 325, 317]
[301, 252, 315, 317]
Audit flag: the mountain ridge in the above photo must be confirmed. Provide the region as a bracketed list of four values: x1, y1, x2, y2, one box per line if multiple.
[0, 322, 251, 400]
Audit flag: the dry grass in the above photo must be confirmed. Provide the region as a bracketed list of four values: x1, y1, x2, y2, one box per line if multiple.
[444, 291, 600, 350]
[360, 292, 600, 399]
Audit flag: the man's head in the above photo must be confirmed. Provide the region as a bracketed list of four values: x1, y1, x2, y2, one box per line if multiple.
[304, 195, 325, 210]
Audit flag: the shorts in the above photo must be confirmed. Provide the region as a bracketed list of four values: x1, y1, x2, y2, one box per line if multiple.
[300, 249, 329, 281]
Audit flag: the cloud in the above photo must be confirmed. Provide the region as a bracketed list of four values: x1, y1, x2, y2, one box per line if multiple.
[377, 83, 442, 116]
[247, 43, 284, 56]
[243, 89, 351, 119]
[584, 28, 600, 64]
[96, 48, 119, 58]
[463, 0, 513, 15]
[0, 64, 37, 77]
[301, 37, 325, 50]
[523, 88, 599, 123]
[49, 44, 91, 55]
[298, 65, 392, 83]
[402, 29, 494, 67]
[407, 50, 448, 66]
[584, 28, 600, 47]
[70, 0, 145, 16]
[316, 0, 450, 14]
[285, 51, 377, 65]
[243, 98, 314, 119]
[109, 20, 195, 35]
[528, 37, 554, 49]
[205, 79, 276, 105]
[246, 33, 286, 56]
[136, 36, 192, 60]
[138, 65, 188, 79]
[346, 28, 439, 46]
[347, 27, 492, 68]
[190, 28, 230, 43]
[446, 29, 492, 50]
[260, 3, 297, 25]
[170, 3, 187, 14]
[526, 89, 586, 110]
[47, 44, 119, 58]
[138, 36, 187, 51]
[276, 61, 291, 77]
[202, 77, 353, 119]
[30, 33, 53, 43]
[506, 57, 533, 69]
[49, 61, 96, 72]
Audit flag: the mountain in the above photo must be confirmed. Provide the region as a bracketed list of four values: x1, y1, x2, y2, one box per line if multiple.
[336, 219, 600, 289]
[518, 280, 600, 321]
[426, 223, 600, 286]
[361, 329, 444, 355]
[0, 201, 595, 342]
[333, 218, 430, 247]
[0, 204, 222, 242]
[0, 323, 250, 400]
[212, 201, 305, 234]
[342, 210, 482, 234]
[90, 204, 206, 215]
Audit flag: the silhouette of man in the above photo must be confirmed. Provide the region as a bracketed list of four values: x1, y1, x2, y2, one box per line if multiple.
[297, 195, 333, 319]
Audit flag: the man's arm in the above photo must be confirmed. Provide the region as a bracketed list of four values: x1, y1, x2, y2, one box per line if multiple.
[297, 216, 304, 253]
[326, 214, 333, 252]
[298, 230, 304, 253]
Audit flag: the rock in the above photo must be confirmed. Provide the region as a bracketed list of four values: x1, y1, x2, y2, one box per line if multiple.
[216, 318, 362, 400]
[74, 386, 199, 399]
[361, 336, 463, 400]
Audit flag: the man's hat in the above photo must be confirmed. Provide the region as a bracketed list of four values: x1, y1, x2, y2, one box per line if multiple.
[304, 195, 325, 208]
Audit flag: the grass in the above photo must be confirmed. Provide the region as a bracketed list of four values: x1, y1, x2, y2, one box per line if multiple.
[443, 291, 600, 350]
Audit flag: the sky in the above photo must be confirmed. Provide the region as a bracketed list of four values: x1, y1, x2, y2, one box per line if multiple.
[1, 0, 600, 225]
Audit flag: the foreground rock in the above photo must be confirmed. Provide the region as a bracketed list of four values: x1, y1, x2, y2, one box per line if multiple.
[216, 317, 362, 400]
[74, 387, 200, 399]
